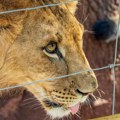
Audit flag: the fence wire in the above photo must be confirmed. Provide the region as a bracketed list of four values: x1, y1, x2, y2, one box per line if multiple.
[0, 0, 120, 117]
[112, 0, 120, 115]
[0, 63, 120, 91]
[0, 0, 77, 15]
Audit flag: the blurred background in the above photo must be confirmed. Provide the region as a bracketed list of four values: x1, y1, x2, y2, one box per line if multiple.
[75, 0, 120, 119]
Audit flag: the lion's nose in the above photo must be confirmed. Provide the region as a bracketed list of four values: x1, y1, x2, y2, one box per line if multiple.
[73, 78, 98, 94]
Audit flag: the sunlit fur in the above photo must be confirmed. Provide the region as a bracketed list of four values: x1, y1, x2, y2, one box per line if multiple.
[0, 0, 98, 119]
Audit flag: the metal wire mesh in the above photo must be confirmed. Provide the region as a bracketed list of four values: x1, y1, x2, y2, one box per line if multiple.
[112, 0, 120, 115]
[0, 0, 119, 117]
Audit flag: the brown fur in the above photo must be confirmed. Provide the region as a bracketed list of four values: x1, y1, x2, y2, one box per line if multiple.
[0, 0, 98, 118]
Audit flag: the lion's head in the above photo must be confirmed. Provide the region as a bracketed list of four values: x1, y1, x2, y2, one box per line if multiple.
[0, 0, 98, 119]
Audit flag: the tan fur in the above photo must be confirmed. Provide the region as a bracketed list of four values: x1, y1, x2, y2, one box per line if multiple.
[0, 0, 98, 118]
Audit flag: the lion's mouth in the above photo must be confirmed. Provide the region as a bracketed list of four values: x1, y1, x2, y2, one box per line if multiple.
[43, 99, 81, 115]
[43, 99, 61, 108]
[42, 89, 90, 117]
[69, 103, 81, 115]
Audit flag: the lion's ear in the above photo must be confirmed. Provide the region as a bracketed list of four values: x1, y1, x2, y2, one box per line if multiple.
[66, 1, 78, 14]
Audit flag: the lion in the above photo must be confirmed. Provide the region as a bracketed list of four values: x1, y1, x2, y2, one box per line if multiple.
[0, 0, 98, 119]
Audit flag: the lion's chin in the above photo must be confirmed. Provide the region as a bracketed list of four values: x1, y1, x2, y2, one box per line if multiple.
[42, 99, 70, 119]
[46, 107, 70, 119]
[42, 99, 82, 119]
[41, 94, 88, 119]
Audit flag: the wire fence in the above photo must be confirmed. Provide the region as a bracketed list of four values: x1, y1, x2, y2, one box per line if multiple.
[0, 0, 120, 118]
[112, 0, 120, 114]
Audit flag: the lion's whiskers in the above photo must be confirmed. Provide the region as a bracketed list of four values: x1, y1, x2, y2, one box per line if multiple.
[32, 102, 42, 108]
[96, 89, 102, 97]
[97, 89, 105, 95]
[43, 116, 48, 120]
[85, 94, 100, 109]
[80, 5, 85, 23]
[78, 111, 81, 116]
[84, 30, 95, 34]
[68, 114, 72, 120]
[23, 94, 50, 102]
[85, 98, 92, 109]
[43, 115, 50, 120]
[22, 98, 44, 110]
[22, 95, 50, 104]
[82, 13, 89, 25]
[90, 93, 98, 101]
[22, 91, 51, 110]
[75, 112, 81, 119]
[22, 98, 39, 106]
[29, 102, 41, 108]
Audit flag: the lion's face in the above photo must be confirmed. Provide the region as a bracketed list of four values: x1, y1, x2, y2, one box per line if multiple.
[0, 0, 98, 119]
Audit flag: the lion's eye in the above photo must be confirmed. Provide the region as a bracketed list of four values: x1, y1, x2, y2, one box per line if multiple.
[43, 41, 63, 60]
[45, 41, 57, 53]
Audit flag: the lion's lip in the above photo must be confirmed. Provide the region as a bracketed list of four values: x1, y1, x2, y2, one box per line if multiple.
[43, 99, 61, 108]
